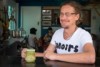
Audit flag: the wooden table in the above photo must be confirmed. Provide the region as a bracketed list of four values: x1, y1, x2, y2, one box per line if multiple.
[0, 56, 99, 67]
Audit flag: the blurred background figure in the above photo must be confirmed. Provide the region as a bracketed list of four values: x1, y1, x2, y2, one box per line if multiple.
[43, 27, 53, 50]
[28, 27, 38, 51]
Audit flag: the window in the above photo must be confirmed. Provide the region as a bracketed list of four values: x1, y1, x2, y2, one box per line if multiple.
[8, 5, 16, 30]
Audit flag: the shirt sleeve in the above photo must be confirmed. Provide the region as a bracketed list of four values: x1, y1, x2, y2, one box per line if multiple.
[50, 31, 58, 46]
[80, 32, 93, 47]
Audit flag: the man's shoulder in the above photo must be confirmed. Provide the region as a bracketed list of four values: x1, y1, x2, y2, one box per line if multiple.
[77, 27, 91, 36]
[55, 28, 64, 32]
[52, 28, 63, 36]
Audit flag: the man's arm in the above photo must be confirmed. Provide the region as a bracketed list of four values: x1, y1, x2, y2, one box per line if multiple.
[44, 43, 95, 64]
[44, 44, 56, 52]
[34, 44, 55, 58]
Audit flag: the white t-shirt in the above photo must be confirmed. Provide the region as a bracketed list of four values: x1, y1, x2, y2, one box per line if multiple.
[28, 34, 36, 48]
[50, 27, 93, 54]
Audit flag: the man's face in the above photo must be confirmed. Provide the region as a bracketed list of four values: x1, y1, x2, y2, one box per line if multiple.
[59, 5, 79, 29]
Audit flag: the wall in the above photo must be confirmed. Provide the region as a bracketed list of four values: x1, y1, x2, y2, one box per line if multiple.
[91, 6, 100, 37]
[21, 6, 41, 38]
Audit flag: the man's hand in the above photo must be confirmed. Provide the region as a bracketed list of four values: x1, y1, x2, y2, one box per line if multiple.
[44, 51, 57, 60]
[21, 48, 27, 58]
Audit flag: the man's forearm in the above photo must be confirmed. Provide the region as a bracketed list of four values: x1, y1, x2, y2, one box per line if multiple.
[35, 52, 44, 57]
[55, 52, 95, 64]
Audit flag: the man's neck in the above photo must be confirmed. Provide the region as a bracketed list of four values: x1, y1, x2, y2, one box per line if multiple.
[63, 26, 77, 40]
[64, 25, 77, 33]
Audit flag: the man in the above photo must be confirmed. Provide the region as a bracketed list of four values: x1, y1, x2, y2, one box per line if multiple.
[21, 1, 95, 64]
